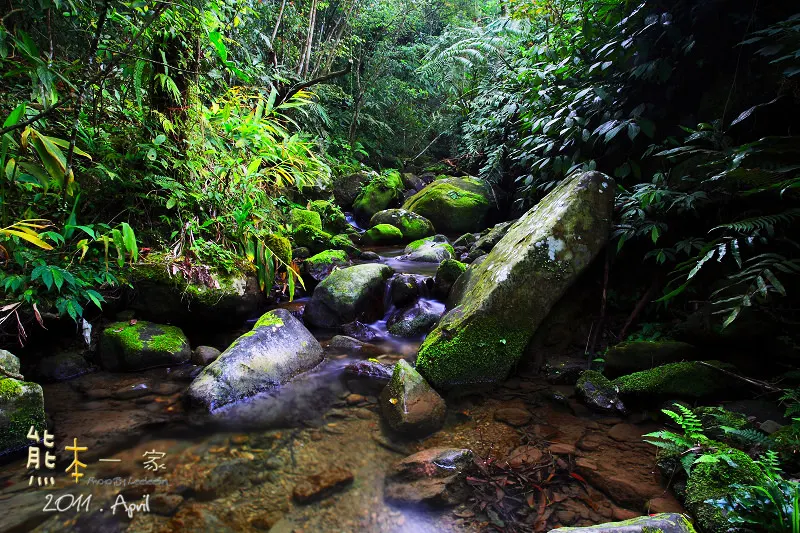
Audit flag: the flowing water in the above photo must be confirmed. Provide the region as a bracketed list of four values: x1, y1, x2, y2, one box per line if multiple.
[0, 246, 677, 533]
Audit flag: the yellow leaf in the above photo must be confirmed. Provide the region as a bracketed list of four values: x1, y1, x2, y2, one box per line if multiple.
[1, 229, 54, 250]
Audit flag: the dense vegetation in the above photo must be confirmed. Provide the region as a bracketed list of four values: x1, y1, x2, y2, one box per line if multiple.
[1, 0, 799, 530]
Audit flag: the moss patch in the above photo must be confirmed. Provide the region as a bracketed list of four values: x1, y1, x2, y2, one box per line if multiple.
[369, 209, 435, 241]
[293, 224, 333, 255]
[264, 233, 292, 265]
[0, 378, 46, 454]
[307, 249, 349, 266]
[290, 208, 322, 229]
[436, 259, 467, 283]
[685, 447, 763, 533]
[101, 321, 190, 371]
[254, 311, 285, 329]
[402, 177, 492, 234]
[613, 361, 735, 400]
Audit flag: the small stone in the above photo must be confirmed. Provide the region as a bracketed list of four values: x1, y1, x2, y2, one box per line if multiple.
[506, 446, 543, 468]
[380, 360, 446, 436]
[759, 420, 783, 434]
[359, 251, 380, 261]
[346, 394, 366, 405]
[549, 443, 577, 455]
[192, 346, 221, 366]
[384, 448, 473, 505]
[112, 383, 152, 400]
[494, 407, 532, 427]
[292, 467, 354, 503]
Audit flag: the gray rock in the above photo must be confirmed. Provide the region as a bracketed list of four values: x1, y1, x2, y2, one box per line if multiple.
[37, 351, 93, 381]
[327, 335, 384, 356]
[192, 346, 221, 366]
[384, 448, 473, 506]
[187, 309, 324, 410]
[358, 251, 380, 261]
[417, 171, 615, 388]
[390, 274, 432, 307]
[402, 240, 454, 263]
[100, 321, 190, 371]
[339, 320, 382, 342]
[380, 360, 445, 436]
[332, 170, 376, 209]
[303, 264, 393, 328]
[401, 172, 425, 191]
[453, 233, 478, 248]
[575, 370, 626, 415]
[546, 513, 697, 532]
[387, 301, 443, 338]
[0, 349, 21, 376]
[467, 221, 513, 260]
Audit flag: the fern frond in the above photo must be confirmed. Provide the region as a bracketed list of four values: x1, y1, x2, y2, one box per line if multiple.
[713, 208, 800, 235]
[722, 427, 771, 447]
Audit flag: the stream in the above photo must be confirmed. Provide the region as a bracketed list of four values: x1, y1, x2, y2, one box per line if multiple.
[0, 246, 680, 533]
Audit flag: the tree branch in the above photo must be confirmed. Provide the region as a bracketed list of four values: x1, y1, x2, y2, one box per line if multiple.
[278, 62, 352, 104]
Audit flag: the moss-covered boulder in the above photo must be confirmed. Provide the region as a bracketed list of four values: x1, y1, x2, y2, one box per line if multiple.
[304, 250, 350, 284]
[453, 233, 478, 249]
[293, 224, 333, 255]
[402, 237, 455, 263]
[402, 176, 494, 234]
[353, 170, 405, 223]
[684, 448, 763, 533]
[467, 221, 512, 260]
[100, 321, 190, 371]
[309, 200, 348, 234]
[304, 264, 393, 328]
[329, 234, 360, 256]
[290, 208, 322, 230]
[380, 360, 446, 436]
[332, 170, 376, 209]
[187, 309, 324, 410]
[604, 340, 700, 378]
[417, 172, 615, 388]
[0, 377, 46, 454]
[129, 254, 266, 327]
[612, 361, 736, 402]
[549, 513, 697, 533]
[434, 259, 466, 298]
[575, 370, 626, 415]
[369, 209, 435, 241]
[264, 234, 292, 265]
[363, 223, 404, 245]
[387, 300, 444, 338]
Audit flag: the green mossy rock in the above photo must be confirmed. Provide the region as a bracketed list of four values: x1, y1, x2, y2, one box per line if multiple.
[0, 349, 21, 376]
[187, 309, 324, 411]
[693, 406, 753, 441]
[0, 378, 46, 454]
[402, 176, 493, 234]
[309, 200, 348, 234]
[369, 209, 435, 241]
[332, 170, 376, 209]
[304, 264, 393, 328]
[353, 170, 405, 223]
[364, 223, 404, 244]
[305, 250, 350, 283]
[100, 321, 191, 371]
[264, 233, 292, 265]
[329, 234, 360, 256]
[685, 448, 762, 533]
[290, 208, 322, 230]
[548, 513, 697, 532]
[417, 172, 615, 388]
[434, 259, 466, 298]
[604, 340, 700, 378]
[293, 224, 333, 255]
[380, 360, 446, 436]
[612, 361, 735, 401]
[453, 233, 478, 248]
[402, 237, 455, 263]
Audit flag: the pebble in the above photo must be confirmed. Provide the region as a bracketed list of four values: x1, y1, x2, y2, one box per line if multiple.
[292, 467, 354, 503]
[549, 443, 578, 455]
[494, 407, 532, 427]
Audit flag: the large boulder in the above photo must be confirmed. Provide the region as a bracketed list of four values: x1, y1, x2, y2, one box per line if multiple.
[187, 309, 324, 410]
[369, 209, 435, 241]
[303, 264, 393, 328]
[547, 513, 697, 533]
[293, 224, 332, 255]
[604, 341, 700, 377]
[332, 170, 376, 209]
[384, 448, 473, 506]
[353, 170, 405, 223]
[290, 208, 322, 230]
[402, 236, 455, 263]
[380, 360, 446, 436]
[100, 321, 190, 371]
[387, 301, 443, 338]
[0, 377, 46, 454]
[402, 176, 494, 234]
[417, 172, 615, 388]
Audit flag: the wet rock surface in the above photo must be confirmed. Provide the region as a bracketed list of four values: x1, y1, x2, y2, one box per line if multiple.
[304, 263, 393, 328]
[292, 466, 355, 503]
[380, 360, 446, 436]
[576, 370, 627, 415]
[384, 447, 474, 505]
